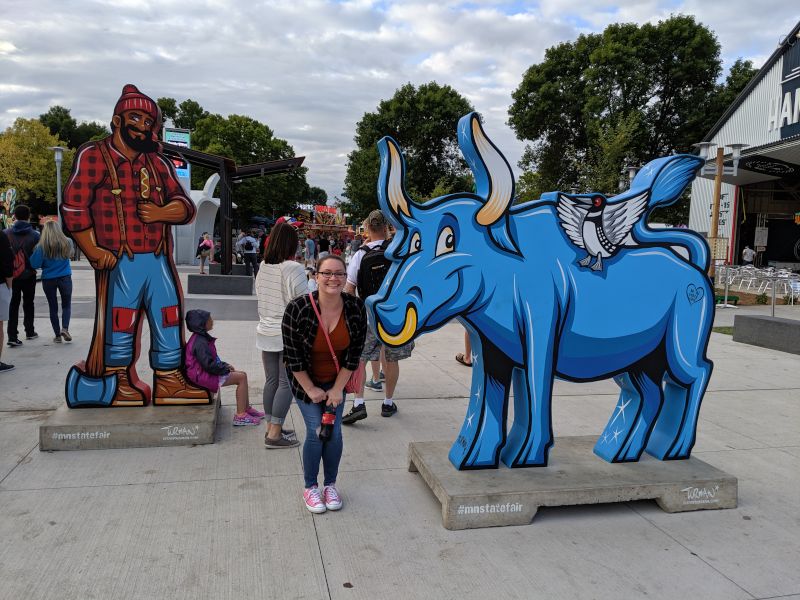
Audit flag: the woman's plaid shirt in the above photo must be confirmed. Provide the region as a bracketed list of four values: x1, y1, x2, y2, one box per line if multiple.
[282, 291, 367, 402]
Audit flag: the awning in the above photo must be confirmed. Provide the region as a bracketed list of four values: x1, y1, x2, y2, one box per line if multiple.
[698, 137, 800, 185]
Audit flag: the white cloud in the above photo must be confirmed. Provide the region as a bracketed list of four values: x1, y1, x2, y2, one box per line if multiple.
[0, 1, 797, 201]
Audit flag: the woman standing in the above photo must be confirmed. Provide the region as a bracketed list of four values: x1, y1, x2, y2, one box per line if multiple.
[29, 221, 73, 343]
[282, 255, 366, 513]
[256, 223, 308, 448]
[196, 233, 213, 274]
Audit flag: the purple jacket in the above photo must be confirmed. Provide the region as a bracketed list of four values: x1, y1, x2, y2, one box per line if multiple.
[185, 309, 230, 392]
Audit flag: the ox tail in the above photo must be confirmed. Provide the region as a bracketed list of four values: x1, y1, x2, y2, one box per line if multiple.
[617, 154, 709, 272]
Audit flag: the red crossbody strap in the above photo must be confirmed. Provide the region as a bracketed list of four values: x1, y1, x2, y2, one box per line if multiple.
[308, 292, 341, 373]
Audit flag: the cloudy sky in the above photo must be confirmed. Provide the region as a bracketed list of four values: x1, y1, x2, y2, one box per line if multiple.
[2, 1, 798, 200]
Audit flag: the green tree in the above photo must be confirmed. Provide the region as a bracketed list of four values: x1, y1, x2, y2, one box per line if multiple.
[39, 106, 77, 147]
[705, 58, 758, 131]
[342, 82, 474, 221]
[509, 15, 753, 224]
[39, 105, 109, 149]
[0, 118, 73, 210]
[157, 97, 178, 126]
[73, 121, 110, 147]
[192, 114, 309, 219]
[308, 186, 327, 203]
[175, 99, 210, 130]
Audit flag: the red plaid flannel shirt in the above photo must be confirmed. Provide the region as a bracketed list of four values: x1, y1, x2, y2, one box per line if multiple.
[62, 139, 195, 255]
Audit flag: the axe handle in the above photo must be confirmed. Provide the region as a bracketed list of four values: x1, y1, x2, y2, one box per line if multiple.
[86, 269, 109, 377]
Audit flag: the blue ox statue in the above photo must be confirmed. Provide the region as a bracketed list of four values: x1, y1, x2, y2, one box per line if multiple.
[367, 112, 714, 470]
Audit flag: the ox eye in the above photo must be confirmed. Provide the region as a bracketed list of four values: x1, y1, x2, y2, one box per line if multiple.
[435, 227, 455, 257]
[409, 232, 421, 255]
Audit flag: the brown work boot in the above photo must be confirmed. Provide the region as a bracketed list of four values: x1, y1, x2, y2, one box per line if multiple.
[107, 366, 149, 406]
[153, 369, 211, 405]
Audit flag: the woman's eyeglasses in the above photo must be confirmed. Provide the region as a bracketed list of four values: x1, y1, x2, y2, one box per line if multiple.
[317, 271, 347, 279]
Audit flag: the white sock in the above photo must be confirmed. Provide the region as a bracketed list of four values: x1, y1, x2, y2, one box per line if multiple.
[383, 397, 394, 406]
[353, 398, 365, 407]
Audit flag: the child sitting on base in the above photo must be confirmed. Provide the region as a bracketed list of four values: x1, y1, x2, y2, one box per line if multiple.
[185, 309, 264, 426]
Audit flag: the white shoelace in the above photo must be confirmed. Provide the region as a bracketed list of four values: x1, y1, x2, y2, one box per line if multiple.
[306, 487, 324, 505]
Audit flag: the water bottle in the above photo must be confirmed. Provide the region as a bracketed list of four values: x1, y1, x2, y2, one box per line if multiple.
[318, 405, 336, 442]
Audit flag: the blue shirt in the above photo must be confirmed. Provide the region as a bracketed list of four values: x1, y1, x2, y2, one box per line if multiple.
[29, 246, 72, 280]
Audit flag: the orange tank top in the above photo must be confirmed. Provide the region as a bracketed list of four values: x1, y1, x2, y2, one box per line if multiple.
[311, 313, 350, 384]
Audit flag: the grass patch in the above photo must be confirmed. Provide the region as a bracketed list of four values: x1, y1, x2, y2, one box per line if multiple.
[712, 326, 734, 335]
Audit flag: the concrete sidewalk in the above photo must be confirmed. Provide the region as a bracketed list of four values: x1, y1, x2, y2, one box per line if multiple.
[0, 272, 798, 599]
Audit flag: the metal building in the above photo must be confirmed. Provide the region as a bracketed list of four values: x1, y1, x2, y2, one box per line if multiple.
[690, 21, 800, 271]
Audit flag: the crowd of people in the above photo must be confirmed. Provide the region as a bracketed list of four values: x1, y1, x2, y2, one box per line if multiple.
[186, 209, 413, 514]
[0, 204, 75, 373]
[1, 205, 413, 514]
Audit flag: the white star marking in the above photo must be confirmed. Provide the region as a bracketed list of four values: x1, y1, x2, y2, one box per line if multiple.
[612, 428, 622, 443]
[474, 386, 482, 402]
[466, 412, 475, 428]
[471, 351, 479, 366]
[601, 432, 609, 445]
[609, 398, 631, 426]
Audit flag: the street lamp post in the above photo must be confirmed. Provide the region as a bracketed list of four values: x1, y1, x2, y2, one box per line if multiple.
[692, 141, 747, 281]
[48, 146, 66, 223]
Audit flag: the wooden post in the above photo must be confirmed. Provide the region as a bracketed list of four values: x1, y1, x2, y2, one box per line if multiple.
[708, 147, 725, 281]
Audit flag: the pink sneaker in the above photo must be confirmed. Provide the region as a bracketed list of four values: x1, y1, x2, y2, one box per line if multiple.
[246, 406, 265, 418]
[233, 413, 261, 427]
[303, 486, 326, 513]
[323, 485, 342, 511]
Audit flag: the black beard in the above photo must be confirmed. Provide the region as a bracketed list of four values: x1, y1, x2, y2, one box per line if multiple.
[121, 124, 158, 153]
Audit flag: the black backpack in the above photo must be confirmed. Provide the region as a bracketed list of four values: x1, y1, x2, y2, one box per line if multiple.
[244, 238, 254, 251]
[356, 240, 391, 298]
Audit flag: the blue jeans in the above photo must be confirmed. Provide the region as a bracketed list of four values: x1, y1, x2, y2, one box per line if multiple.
[105, 253, 182, 369]
[295, 390, 345, 489]
[41, 276, 72, 336]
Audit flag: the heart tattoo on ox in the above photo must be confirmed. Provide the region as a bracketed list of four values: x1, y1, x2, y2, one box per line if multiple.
[686, 284, 704, 304]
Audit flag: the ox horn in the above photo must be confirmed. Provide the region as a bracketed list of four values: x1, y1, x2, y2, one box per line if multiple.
[464, 115, 515, 226]
[378, 137, 413, 220]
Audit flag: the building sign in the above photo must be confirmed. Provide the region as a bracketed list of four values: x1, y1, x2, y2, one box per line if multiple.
[739, 155, 800, 178]
[708, 192, 731, 229]
[314, 204, 346, 225]
[768, 40, 800, 138]
[754, 226, 769, 248]
[163, 127, 191, 190]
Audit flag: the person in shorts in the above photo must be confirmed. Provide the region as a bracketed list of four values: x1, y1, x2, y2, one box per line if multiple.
[342, 209, 414, 423]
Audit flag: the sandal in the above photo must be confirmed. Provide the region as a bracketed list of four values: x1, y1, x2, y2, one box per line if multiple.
[455, 353, 472, 367]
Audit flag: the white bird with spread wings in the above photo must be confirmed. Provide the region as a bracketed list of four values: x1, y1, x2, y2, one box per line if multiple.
[557, 192, 648, 272]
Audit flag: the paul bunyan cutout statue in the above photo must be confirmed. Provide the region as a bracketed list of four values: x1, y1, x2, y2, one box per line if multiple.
[61, 84, 211, 407]
[368, 112, 714, 470]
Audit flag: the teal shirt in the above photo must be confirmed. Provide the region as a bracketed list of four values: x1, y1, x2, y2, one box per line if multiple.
[29, 246, 72, 280]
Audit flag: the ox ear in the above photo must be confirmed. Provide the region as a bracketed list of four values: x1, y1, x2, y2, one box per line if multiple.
[458, 113, 515, 226]
[377, 136, 414, 227]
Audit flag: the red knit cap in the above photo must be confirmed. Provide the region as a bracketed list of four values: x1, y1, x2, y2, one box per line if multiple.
[113, 84, 159, 121]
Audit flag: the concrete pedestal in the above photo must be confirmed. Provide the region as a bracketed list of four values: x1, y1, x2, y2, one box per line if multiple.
[187, 273, 253, 295]
[209, 263, 249, 276]
[40, 397, 220, 451]
[733, 315, 800, 354]
[408, 436, 737, 530]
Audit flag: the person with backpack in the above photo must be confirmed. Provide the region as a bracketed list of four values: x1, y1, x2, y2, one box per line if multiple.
[236, 229, 259, 277]
[342, 209, 414, 424]
[0, 229, 14, 371]
[29, 221, 74, 343]
[4, 205, 40, 347]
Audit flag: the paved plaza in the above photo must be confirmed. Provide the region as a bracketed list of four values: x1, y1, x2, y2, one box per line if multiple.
[0, 264, 798, 599]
